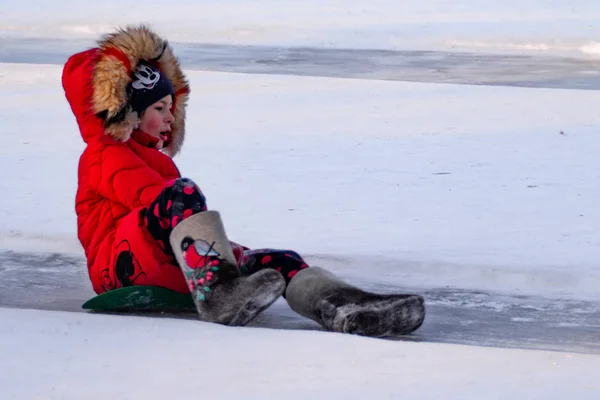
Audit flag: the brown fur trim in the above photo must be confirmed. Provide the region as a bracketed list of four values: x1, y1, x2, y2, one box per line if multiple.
[92, 24, 189, 156]
[104, 109, 138, 141]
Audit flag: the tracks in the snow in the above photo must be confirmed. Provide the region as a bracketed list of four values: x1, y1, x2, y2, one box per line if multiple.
[1, 250, 598, 354]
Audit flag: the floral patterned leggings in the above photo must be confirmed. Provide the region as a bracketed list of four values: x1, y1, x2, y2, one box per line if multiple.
[144, 178, 309, 286]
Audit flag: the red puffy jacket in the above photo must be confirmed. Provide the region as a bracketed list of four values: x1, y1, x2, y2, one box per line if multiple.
[62, 26, 191, 294]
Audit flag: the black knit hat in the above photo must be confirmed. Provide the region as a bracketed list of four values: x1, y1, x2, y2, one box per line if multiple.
[127, 60, 175, 114]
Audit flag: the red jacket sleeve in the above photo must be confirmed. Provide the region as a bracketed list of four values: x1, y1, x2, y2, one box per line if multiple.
[91, 144, 168, 210]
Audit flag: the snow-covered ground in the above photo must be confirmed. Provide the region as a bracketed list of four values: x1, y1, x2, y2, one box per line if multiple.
[0, 306, 598, 399]
[3, 0, 600, 58]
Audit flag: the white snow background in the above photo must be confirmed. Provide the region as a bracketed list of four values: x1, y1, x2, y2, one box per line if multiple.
[3, 0, 600, 57]
[1, 1, 599, 399]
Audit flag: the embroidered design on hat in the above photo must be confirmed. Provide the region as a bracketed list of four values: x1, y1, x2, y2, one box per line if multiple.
[131, 64, 160, 90]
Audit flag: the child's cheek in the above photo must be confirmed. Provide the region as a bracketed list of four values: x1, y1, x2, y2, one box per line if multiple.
[147, 117, 161, 133]
[142, 114, 162, 135]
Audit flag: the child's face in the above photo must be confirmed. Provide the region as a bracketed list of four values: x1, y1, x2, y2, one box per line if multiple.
[138, 95, 174, 146]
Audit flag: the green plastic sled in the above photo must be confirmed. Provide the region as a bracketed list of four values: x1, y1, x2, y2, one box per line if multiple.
[82, 286, 196, 312]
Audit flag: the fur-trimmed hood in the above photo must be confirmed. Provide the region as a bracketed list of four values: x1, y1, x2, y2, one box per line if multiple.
[62, 25, 190, 156]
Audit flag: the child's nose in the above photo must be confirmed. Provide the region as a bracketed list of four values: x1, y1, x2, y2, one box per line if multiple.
[165, 110, 174, 124]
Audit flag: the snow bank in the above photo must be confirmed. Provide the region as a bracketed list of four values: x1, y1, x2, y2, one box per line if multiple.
[1, 307, 598, 399]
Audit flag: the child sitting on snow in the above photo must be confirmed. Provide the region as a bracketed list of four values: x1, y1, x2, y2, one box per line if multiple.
[62, 24, 424, 336]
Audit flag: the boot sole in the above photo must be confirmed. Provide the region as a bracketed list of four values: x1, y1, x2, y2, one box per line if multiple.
[226, 269, 286, 326]
[323, 293, 425, 337]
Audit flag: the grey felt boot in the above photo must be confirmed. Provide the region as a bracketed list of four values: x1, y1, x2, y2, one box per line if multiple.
[285, 267, 425, 337]
[170, 211, 285, 326]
